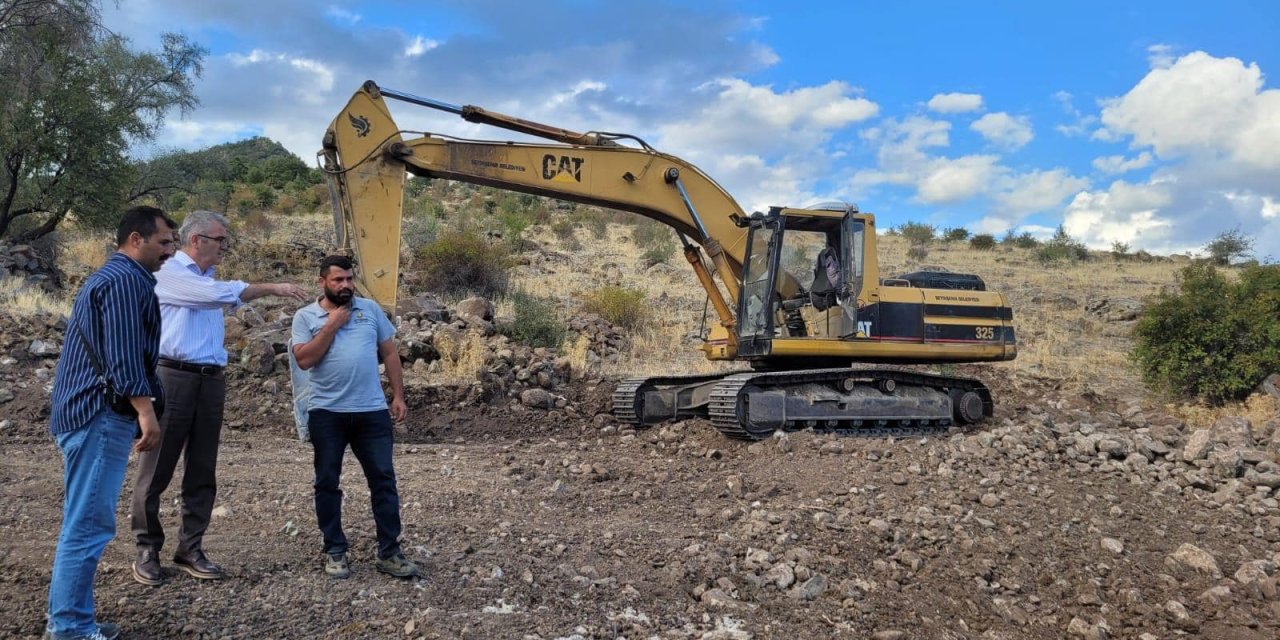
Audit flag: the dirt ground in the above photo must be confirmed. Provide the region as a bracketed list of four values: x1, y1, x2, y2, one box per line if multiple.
[2, 363, 1279, 640]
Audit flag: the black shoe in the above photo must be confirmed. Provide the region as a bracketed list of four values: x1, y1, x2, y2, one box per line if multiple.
[132, 549, 166, 586]
[173, 549, 224, 580]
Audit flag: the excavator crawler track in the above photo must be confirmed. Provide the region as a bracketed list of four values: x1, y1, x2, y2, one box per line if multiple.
[612, 372, 744, 427]
[707, 367, 992, 441]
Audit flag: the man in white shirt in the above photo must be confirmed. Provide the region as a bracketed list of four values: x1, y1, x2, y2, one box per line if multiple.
[129, 210, 307, 586]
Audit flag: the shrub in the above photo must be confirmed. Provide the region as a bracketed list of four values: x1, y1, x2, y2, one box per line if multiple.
[1111, 241, 1131, 260]
[550, 219, 576, 241]
[898, 221, 936, 245]
[631, 218, 671, 249]
[1132, 262, 1280, 404]
[1002, 230, 1040, 249]
[969, 234, 997, 250]
[415, 230, 513, 297]
[501, 291, 567, 349]
[1204, 227, 1254, 265]
[906, 244, 929, 261]
[642, 243, 675, 267]
[942, 227, 970, 242]
[581, 286, 649, 330]
[1033, 226, 1089, 264]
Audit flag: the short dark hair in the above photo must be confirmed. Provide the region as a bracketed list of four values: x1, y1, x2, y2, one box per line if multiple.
[319, 254, 354, 277]
[116, 206, 177, 246]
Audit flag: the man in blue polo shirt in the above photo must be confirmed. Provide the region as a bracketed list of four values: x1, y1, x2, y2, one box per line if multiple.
[46, 206, 176, 640]
[291, 255, 415, 580]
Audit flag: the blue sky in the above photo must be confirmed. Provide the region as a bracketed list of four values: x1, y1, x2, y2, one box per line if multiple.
[103, 1, 1280, 258]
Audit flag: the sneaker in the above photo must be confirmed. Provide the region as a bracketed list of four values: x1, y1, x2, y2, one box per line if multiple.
[43, 621, 120, 640]
[375, 551, 418, 578]
[325, 552, 351, 579]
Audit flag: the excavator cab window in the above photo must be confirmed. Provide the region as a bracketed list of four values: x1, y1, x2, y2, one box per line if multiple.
[738, 221, 779, 341]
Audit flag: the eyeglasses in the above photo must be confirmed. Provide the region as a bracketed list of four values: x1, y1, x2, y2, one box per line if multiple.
[197, 234, 232, 248]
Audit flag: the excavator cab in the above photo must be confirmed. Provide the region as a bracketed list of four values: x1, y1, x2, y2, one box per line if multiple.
[737, 205, 869, 362]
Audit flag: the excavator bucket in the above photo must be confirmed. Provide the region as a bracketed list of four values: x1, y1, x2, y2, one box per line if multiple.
[321, 82, 407, 310]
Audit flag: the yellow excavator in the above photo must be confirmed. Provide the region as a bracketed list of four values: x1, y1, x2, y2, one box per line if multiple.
[320, 80, 1016, 440]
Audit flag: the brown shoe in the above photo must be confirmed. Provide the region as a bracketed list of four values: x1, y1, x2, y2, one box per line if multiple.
[173, 549, 224, 580]
[132, 548, 166, 586]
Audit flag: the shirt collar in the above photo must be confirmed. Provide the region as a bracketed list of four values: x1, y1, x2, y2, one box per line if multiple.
[172, 249, 214, 277]
[112, 251, 157, 283]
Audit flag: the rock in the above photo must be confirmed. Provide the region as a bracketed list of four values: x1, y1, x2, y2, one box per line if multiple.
[871, 631, 907, 640]
[1234, 560, 1275, 585]
[457, 296, 493, 322]
[520, 388, 555, 409]
[1182, 429, 1215, 462]
[1167, 543, 1222, 578]
[766, 563, 795, 589]
[1259, 373, 1280, 400]
[789, 573, 828, 600]
[700, 588, 752, 610]
[240, 338, 276, 375]
[211, 506, 230, 518]
[1100, 538, 1124, 554]
[28, 339, 60, 357]
[0, 388, 12, 403]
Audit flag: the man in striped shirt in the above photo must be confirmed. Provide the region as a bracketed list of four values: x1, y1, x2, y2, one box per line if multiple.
[46, 206, 176, 640]
[129, 210, 306, 586]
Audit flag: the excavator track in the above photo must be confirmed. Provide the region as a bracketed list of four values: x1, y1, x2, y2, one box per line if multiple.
[707, 367, 992, 441]
[612, 372, 744, 427]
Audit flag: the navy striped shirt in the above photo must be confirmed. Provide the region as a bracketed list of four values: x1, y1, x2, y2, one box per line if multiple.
[50, 252, 162, 435]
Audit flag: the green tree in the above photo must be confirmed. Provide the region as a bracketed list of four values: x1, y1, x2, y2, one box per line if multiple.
[1203, 227, 1253, 266]
[0, 0, 204, 239]
[1132, 263, 1280, 404]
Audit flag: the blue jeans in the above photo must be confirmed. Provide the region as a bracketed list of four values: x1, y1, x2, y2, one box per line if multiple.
[47, 410, 135, 636]
[309, 409, 402, 559]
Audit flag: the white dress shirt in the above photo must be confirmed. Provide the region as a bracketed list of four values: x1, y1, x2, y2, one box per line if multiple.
[154, 250, 249, 366]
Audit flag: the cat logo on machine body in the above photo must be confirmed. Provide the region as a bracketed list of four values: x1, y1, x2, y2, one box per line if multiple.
[348, 114, 371, 138]
[542, 154, 584, 183]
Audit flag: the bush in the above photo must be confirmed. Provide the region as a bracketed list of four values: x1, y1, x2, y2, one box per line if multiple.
[969, 234, 997, 250]
[898, 221, 936, 245]
[631, 218, 671, 249]
[1131, 262, 1280, 404]
[942, 227, 970, 242]
[1111, 241, 1130, 260]
[501, 291, 566, 349]
[642, 243, 675, 267]
[1033, 226, 1089, 264]
[415, 230, 513, 297]
[1002, 230, 1040, 249]
[550, 219, 576, 241]
[906, 244, 929, 261]
[581, 286, 649, 330]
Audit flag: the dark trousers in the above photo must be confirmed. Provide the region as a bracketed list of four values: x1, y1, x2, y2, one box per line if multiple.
[309, 409, 402, 559]
[130, 366, 225, 555]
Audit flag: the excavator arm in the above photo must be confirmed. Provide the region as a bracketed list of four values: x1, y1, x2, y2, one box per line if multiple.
[320, 80, 749, 355]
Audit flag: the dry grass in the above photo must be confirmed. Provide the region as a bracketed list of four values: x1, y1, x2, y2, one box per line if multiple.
[432, 330, 489, 384]
[0, 276, 72, 317]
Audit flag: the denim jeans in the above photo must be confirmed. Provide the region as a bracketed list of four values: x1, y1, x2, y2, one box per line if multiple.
[309, 409, 402, 559]
[47, 410, 135, 637]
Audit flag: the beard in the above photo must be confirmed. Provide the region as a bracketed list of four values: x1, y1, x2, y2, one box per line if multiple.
[324, 287, 353, 306]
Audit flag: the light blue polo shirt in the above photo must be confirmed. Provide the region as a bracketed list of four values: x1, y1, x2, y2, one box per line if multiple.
[291, 296, 395, 412]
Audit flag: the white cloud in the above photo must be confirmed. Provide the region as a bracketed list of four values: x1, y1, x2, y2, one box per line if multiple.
[1147, 44, 1175, 69]
[1092, 151, 1153, 174]
[1264, 196, 1278, 219]
[917, 156, 999, 203]
[971, 112, 1033, 149]
[1052, 91, 1098, 137]
[226, 49, 335, 97]
[993, 169, 1088, 214]
[1098, 51, 1280, 172]
[325, 6, 362, 25]
[1061, 181, 1179, 250]
[656, 78, 878, 160]
[927, 92, 984, 114]
[404, 35, 440, 58]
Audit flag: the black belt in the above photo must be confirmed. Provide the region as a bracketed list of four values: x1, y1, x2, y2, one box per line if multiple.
[158, 358, 223, 375]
